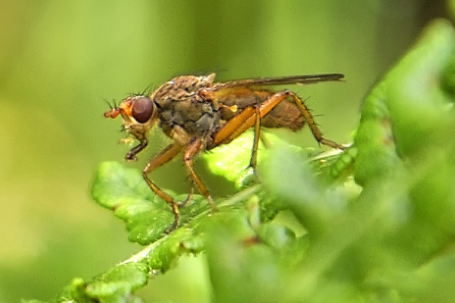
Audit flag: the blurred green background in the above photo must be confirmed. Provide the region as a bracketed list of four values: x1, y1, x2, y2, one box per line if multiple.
[0, 0, 449, 302]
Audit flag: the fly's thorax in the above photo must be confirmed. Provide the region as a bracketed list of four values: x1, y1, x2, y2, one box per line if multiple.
[151, 74, 215, 107]
[157, 97, 221, 142]
[150, 74, 221, 142]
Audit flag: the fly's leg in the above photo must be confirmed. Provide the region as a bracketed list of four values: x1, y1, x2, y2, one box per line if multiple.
[212, 91, 294, 150]
[210, 93, 292, 172]
[212, 106, 256, 145]
[182, 138, 217, 211]
[249, 105, 261, 169]
[289, 92, 346, 150]
[177, 187, 193, 207]
[125, 139, 148, 161]
[142, 143, 183, 233]
[213, 91, 292, 145]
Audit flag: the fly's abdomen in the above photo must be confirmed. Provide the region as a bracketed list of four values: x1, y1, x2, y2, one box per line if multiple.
[217, 88, 305, 131]
[261, 101, 305, 131]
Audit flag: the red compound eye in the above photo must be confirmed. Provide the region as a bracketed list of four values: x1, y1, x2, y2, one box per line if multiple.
[131, 97, 154, 123]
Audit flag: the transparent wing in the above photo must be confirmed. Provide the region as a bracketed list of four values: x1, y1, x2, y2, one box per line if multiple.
[213, 73, 344, 89]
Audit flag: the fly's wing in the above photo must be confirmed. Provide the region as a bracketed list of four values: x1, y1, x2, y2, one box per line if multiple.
[213, 73, 344, 90]
[209, 73, 344, 131]
[210, 73, 344, 110]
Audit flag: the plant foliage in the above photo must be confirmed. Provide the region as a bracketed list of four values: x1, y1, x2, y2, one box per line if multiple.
[26, 20, 455, 303]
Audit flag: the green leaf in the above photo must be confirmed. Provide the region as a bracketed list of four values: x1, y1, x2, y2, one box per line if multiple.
[46, 218, 208, 302]
[202, 131, 264, 189]
[263, 145, 350, 239]
[354, 19, 455, 185]
[352, 19, 455, 261]
[203, 130, 307, 189]
[205, 217, 288, 303]
[91, 161, 209, 244]
[66, 262, 148, 303]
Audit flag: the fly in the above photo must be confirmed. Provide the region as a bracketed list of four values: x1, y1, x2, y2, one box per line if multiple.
[104, 73, 346, 232]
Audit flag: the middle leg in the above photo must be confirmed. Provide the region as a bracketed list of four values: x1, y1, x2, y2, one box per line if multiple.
[182, 137, 217, 211]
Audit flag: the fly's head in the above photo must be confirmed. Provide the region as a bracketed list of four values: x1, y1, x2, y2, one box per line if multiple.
[104, 95, 158, 161]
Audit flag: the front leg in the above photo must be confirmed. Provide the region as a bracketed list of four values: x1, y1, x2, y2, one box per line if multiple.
[124, 125, 152, 161]
[125, 138, 148, 161]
